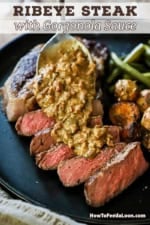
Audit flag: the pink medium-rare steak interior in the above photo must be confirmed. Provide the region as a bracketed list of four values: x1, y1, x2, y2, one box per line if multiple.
[57, 143, 126, 187]
[15, 110, 55, 136]
[35, 144, 74, 170]
[30, 128, 55, 155]
[84, 142, 149, 207]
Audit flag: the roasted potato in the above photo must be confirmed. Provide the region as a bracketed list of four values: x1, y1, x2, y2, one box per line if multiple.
[141, 107, 150, 131]
[109, 102, 141, 141]
[109, 102, 140, 127]
[142, 131, 150, 150]
[114, 79, 139, 102]
[136, 89, 150, 113]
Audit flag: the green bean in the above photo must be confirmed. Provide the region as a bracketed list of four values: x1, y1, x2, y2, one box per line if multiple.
[124, 43, 145, 62]
[107, 67, 119, 84]
[144, 44, 150, 68]
[109, 59, 115, 73]
[124, 72, 150, 79]
[144, 44, 150, 57]
[107, 43, 145, 83]
[111, 52, 150, 88]
[142, 72, 150, 77]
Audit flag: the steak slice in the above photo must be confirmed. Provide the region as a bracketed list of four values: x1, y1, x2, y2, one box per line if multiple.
[84, 142, 149, 207]
[30, 115, 104, 156]
[104, 125, 121, 146]
[89, 115, 103, 128]
[36, 144, 74, 170]
[57, 143, 125, 187]
[120, 122, 141, 142]
[15, 110, 55, 136]
[1, 39, 109, 122]
[30, 128, 55, 155]
[1, 45, 42, 121]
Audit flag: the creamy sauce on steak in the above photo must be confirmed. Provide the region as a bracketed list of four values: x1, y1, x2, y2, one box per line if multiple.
[34, 39, 106, 157]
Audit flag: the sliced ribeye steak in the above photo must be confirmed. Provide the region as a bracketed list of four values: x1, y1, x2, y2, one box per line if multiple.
[84, 142, 149, 207]
[30, 128, 55, 155]
[36, 144, 74, 170]
[1, 44, 42, 121]
[15, 110, 55, 136]
[57, 143, 125, 187]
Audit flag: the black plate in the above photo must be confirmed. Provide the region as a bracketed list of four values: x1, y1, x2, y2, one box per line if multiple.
[0, 34, 150, 225]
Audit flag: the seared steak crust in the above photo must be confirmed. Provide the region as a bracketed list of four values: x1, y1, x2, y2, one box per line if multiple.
[1, 45, 42, 121]
[11, 47, 40, 93]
